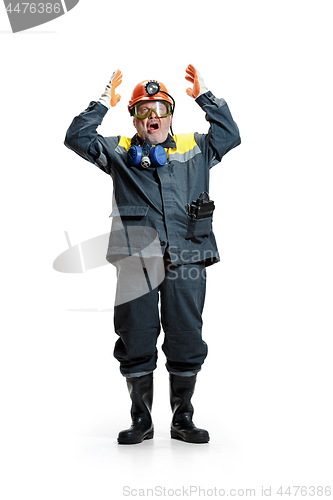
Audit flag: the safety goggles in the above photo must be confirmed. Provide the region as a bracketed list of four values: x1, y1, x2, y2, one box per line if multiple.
[133, 100, 172, 119]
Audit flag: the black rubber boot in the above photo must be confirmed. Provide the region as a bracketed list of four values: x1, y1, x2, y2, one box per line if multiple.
[170, 373, 209, 443]
[118, 373, 154, 445]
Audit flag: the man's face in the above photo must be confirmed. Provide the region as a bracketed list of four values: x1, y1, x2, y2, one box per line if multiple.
[133, 101, 173, 145]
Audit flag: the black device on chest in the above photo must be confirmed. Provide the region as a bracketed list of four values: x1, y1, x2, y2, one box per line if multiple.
[187, 192, 215, 219]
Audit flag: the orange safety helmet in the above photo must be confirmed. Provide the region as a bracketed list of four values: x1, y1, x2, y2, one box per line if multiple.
[128, 80, 175, 115]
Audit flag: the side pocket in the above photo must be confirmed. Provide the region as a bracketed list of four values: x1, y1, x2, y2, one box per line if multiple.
[185, 216, 212, 241]
[107, 205, 150, 256]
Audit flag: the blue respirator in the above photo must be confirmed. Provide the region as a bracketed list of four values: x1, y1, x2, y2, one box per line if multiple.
[127, 142, 167, 169]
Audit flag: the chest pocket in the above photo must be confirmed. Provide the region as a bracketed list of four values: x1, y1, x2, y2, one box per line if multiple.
[108, 205, 150, 253]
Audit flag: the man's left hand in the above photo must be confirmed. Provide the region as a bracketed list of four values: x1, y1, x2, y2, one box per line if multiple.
[185, 64, 208, 99]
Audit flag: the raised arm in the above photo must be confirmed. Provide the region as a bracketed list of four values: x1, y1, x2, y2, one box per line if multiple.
[186, 64, 241, 168]
[64, 70, 123, 174]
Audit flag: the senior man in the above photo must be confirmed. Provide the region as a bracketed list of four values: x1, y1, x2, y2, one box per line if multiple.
[64, 65, 241, 444]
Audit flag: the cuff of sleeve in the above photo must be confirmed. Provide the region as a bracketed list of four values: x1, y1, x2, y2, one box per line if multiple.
[85, 101, 110, 119]
[195, 90, 212, 103]
[196, 91, 226, 108]
[98, 96, 111, 109]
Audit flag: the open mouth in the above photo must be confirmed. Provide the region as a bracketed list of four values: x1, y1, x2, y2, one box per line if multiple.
[148, 122, 159, 132]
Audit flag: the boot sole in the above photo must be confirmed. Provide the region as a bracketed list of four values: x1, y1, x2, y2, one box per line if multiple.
[118, 430, 154, 445]
[170, 429, 209, 444]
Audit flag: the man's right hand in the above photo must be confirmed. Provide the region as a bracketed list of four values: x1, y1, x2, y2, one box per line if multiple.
[99, 69, 123, 108]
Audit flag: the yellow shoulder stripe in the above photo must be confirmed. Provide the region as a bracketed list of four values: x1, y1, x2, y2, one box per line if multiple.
[118, 136, 132, 151]
[170, 133, 197, 154]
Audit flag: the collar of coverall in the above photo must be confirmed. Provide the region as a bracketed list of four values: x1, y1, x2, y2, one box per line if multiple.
[131, 133, 176, 149]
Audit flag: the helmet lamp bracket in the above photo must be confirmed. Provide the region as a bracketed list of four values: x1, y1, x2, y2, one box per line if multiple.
[145, 81, 160, 96]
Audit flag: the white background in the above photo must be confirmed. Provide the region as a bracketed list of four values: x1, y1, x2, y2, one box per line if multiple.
[1, 1, 332, 498]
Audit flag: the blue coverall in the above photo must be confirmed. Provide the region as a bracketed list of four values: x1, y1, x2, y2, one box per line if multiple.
[64, 91, 241, 376]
